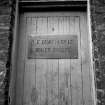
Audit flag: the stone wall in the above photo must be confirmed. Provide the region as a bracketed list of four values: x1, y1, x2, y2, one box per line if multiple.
[91, 0, 105, 105]
[0, 0, 105, 105]
[0, 0, 13, 105]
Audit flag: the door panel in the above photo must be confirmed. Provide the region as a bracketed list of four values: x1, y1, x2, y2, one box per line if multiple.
[16, 12, 94, 105]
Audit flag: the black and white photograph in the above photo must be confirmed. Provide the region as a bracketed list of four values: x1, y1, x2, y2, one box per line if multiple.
[0, 0, 104, 105]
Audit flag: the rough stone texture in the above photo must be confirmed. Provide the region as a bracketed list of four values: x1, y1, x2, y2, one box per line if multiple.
[0, 0, 12, 105]
[91, 0, 105, 105]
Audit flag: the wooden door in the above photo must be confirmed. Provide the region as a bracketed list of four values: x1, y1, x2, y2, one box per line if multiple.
[16, 12, 95, 105]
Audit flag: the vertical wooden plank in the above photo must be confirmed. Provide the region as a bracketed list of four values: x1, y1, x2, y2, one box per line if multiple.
[35, 59, 48, 105]
[47, 16, 53, 105]
[47, 16, 59, 35]
[63, 16, 70, 34]
[31, 17, 37, 35]
[47, 16, 59, 105]
[86, 6, 96, 103]
[58, 16, 63, 105]
[41, 17, 47, 35]
[70, 16, 83, 105]
[68, 16, 73, 105]
[69, 16, 75, 105]
[80, 14, 93, 105]
[35, 16, 48, 105]
[16, 15, 26, 105]
[58, 16, 71, 105]
[59, 60, 71, 105]
[26, 17, 33, 35]
[23, 61, 36, 105]
[74, 16, 83, 105]
[22, 17, 37, 105]
[47, 60, 59, 105]
[58, 16, 64, 35]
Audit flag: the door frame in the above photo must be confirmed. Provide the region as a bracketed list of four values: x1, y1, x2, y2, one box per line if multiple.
[9, 1, 96, 105]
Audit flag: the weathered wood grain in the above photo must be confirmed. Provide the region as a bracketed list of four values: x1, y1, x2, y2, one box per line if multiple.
[16, 12, 94, 105]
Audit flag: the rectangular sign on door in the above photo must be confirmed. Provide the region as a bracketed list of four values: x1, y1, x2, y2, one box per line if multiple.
[28, 35, 78, 59]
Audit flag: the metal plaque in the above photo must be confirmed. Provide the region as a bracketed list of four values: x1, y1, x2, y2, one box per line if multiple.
[28, 35, 78, 59]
